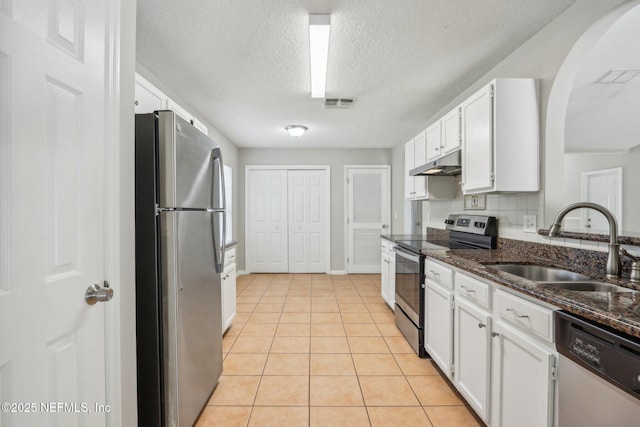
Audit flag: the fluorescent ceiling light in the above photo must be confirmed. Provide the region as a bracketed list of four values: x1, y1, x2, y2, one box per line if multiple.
[309, 14, 331, 98]
[285, 125, 308, 137]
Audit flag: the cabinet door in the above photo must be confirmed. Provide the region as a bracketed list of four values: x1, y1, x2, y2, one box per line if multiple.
[441, 107, 461, 155]
[134, 77, 166, 114]
[425, 282, 453, 378]
[381, 250, 390, 305]
[413, 133, 427, 198]
[404, 140, 415, 198]
[491, 321, 555, 427]
[222, 263, 237, 333]
[425, 121, 442, 161]
[461, 84, 494, 193]
[454, 298, 491, 423]
[388, 249, 395, 309]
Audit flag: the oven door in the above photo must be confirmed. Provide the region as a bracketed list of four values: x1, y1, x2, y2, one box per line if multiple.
[394, 246, 425, 326]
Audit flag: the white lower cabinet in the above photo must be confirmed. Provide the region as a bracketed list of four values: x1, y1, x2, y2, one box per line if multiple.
[380, 239, 395, 309]
[454, 297, 491, 422]
[425, 281, 453, 379]
[221, 248, 237, 334]
[425, 266, 557, 427]
[490, 320, 555, 427]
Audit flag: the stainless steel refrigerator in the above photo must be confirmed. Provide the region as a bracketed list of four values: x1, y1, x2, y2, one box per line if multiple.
[135, 111, 226, 427]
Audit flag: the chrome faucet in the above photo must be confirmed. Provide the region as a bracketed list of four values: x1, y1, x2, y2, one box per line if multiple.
[548, 202, 621, 278]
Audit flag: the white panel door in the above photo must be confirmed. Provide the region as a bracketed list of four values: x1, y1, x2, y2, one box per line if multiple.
[0, 1, 112, 426]
[248, 170, 288, 272]
[288, 170, 327, 273]
[581, 168, 622, 232]
[346, 167, 390, 274]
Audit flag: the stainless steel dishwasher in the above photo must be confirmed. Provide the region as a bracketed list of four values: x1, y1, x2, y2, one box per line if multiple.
[555, 311, 640, 426]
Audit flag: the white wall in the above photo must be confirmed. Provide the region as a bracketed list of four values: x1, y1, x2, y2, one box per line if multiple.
[238, 148, 392, 272]
[391, 0, 629, 252]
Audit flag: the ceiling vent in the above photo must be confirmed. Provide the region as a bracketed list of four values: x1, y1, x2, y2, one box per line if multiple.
[324, 98, 356, 109]
[594, 70, 640, 84]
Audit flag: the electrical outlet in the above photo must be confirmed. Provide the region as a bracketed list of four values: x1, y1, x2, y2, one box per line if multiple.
[523, 215, 537, 233]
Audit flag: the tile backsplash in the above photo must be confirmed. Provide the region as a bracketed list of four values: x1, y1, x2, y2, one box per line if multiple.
[422, 189, 619, 254]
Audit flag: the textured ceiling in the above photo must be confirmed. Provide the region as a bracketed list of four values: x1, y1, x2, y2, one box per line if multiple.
[565, 5, 640, 153]
[136, 0, 576, 148]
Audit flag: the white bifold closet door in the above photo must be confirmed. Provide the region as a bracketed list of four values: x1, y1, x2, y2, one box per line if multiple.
[247, 168, 328, 273]
[247, 170, 289, 272]
[288, 170, 327, 273]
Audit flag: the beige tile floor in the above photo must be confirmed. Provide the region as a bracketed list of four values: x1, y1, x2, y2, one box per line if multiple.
[196, 274, 484, 427]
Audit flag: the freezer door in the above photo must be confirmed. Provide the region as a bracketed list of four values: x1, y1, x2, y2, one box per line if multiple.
[160, 210, 223, 427]
[157, 110, 218, 209]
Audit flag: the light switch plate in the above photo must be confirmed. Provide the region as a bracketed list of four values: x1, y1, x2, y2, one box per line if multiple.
[523, 215, 537, 233]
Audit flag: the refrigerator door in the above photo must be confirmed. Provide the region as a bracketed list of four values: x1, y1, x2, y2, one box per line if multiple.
[157, 111, 218, 210]
[160, 210, 223, 427]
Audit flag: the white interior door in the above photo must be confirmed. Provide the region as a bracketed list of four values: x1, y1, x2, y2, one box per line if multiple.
[581, 168, 622, 232]
[346, 166, 390, 274]
[288, 170, 328, 273]
[0, 1, 112, 425]
[247, 169, 288, 272]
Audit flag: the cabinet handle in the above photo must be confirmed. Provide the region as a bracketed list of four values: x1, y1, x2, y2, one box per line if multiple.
[491, 332, 500, 337]
[506, 308, 530, 319]
[459, 285, 475, 293]
[429, 270, 440, 277]
[478, 323, 486, 328]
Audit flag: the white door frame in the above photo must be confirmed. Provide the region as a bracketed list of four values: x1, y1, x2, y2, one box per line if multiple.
[245, 165, 331, 274]
[104, 1, 136, 424]
[344, 165, 391, 274]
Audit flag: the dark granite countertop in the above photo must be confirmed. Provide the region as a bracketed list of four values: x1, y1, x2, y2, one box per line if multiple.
[225, 240, 238, 249]
[537, 229, 640, 246]
[419, 246, 640, 340]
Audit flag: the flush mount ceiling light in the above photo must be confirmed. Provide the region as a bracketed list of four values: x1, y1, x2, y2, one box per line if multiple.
[309, 14, 331, 98]
[285, 125, 308, 137]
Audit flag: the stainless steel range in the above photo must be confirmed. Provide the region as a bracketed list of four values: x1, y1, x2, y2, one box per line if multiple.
[394, 214, 498, 357]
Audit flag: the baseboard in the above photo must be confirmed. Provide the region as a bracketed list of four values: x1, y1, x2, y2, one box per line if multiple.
[236, 270, 248, 276]
[329, 270, 346, 275]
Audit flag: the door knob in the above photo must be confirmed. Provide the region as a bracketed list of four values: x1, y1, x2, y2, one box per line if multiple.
[85, 281, 114, 305]
[382, 224, 388, 229]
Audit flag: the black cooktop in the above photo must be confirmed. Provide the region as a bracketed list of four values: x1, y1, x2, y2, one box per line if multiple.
[395, 239, 450, 252]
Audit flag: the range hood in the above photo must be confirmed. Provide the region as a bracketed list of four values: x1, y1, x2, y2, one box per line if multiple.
[409, 150, 462, 176]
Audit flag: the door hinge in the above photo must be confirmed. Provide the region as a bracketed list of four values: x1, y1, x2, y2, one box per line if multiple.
[551, 362, 557, 381]
[451, 364, 455, 378]
[490, 173, 495, 182]
[347, 257, 350, 263]
[347, 218, 350, 224]
[490, 85, 495, 98]
[451, 299, 455, 310]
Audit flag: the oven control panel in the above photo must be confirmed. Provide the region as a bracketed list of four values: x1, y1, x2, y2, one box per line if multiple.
[444, 214, 497, 236]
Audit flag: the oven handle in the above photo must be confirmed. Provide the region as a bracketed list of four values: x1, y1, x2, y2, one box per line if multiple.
[393, 246, 423, 263]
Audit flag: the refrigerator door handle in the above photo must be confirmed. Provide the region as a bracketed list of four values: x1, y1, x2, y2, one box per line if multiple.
[211, 147, 226, 272]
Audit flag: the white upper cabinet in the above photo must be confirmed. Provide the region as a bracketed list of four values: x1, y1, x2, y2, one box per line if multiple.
[441, 107, 462, 156]
[426, 107, 461, 162]
[405, 134, 457, 201]
[134, 74, 166, 114]
[461, 78, 538, 194]
[404, 137, 426, 199]
[425, 121, 442, 162]
[134, 73, 209, 135]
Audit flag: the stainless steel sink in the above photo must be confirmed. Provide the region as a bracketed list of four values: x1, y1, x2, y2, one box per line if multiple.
[538, 281, 634, 293]
[487, 263, 591, 282]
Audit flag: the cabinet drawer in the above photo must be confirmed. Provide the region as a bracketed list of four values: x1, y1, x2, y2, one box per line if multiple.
[455, 273, 490, 309]
[495, 289, 554, 343]
[425, 259, 453, 289]
[226, 247, 236, 264]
